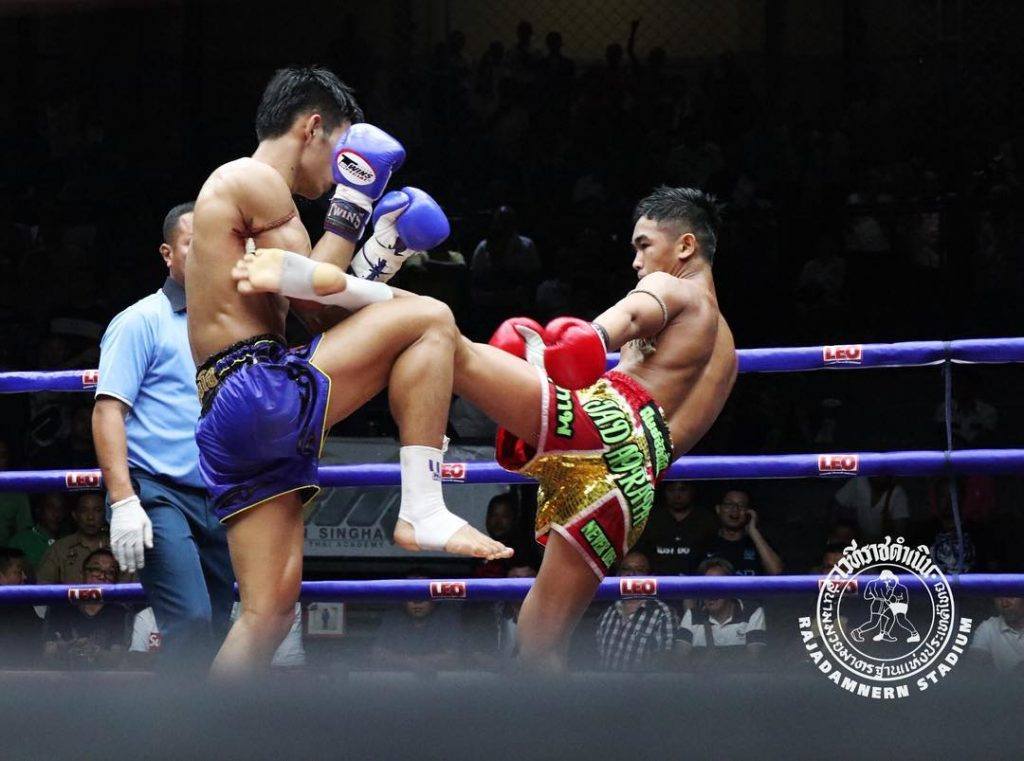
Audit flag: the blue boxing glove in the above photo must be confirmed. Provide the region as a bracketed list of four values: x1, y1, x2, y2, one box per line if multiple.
[325, 124, 406, 242]
[350, 187, 450, 282]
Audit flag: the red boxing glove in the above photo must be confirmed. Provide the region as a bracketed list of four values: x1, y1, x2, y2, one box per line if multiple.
[489, 317, 546, 361]
[542, 317, 608, 388]
[488, 317, 608, 389]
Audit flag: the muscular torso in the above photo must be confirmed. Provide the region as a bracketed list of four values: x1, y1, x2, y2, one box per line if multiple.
[186, 158, 311, 363]
[614, 287, 737, 456]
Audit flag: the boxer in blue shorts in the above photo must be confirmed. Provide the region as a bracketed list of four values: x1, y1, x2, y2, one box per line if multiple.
[195, 335, 330, 521]
[187, 66, 510, 678]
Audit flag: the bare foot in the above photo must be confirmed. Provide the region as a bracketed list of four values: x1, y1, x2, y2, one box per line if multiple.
[394, 519, 513, 561]
[232, 247, 286, 295]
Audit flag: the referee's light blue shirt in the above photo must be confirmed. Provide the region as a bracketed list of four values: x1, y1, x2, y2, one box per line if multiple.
[95, 277, 203, 488]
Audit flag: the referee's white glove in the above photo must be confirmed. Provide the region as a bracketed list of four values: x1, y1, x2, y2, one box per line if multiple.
[109, 495, 153, 574]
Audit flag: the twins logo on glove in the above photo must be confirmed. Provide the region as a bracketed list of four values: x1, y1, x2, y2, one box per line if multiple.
[325, 124, 407, 242]
[335, 151, 377, 186]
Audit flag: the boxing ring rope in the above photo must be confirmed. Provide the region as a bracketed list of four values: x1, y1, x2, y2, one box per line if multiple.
[2, 334, 1023, 606]
[2, 574, 1023, 606]
[3, 336, 1024, 394]
[2, 449, 1024, 492]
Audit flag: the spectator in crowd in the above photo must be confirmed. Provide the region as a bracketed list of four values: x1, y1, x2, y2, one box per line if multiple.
[65, 404, 98, 468]
[129, 603, 304, 669]
[595, 551, 675, 672]
[814, 542, 848, 574]
[970, 597, 1024, 672]
[703, 489, 784, 575]
[674, 558, 767, 667]
[0, 547, 43, 667]
[832, 476, 909, 543]
[795, 234, 848, 337]
[538, 30, 575, 106]
[636, 481, 716, 575]
[373, 571, 463, 671]
[36, 491, 108, 584]
[25, 333, 82, 468]
[495, 563, 537, 661]
[399, 245, 469, 321]
[509, 20, 537, 84]
[826, 518, 858, 548]
[930, 484, 977, 573]
[476, 492, 523, 578]
[469, 205, 541, 336]
[0, 437, 32, 546]
[935, 372, 998, 447]
[7, 492, 66, 570]
[42, 548, 130, 668]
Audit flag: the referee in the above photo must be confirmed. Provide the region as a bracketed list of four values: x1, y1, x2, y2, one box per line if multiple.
[92, 202, 233, 669]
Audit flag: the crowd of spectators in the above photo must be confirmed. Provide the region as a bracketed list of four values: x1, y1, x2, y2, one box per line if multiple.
[1, 12, 1023, 676]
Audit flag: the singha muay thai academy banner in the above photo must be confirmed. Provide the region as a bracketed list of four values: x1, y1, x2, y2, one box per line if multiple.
[303, 438, 504, 557]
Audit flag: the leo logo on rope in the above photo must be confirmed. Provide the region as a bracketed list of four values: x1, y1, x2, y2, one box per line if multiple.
[429, 581, 467, 599]
[65, 471, 101, 489]
[67, 588, 104, 602]
[818, 454, 859, 474]
[441, 463, 466, 481]
[620, 578, 658, 597]
[823, 344, 863, 364]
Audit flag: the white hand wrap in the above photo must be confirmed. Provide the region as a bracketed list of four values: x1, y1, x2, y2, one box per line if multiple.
[350, 223, 407, 283]
[332, 184, 373, 213]
[273, 247, 394, 311]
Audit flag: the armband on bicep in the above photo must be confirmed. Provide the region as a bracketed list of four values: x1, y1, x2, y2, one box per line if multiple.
[628, 288, 670, 330]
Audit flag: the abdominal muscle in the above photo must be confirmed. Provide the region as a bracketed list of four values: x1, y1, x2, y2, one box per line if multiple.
[615, 315, 737, 456]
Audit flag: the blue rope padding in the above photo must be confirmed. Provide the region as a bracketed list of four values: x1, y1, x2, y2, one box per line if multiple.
[2, 573, 1022, 606]
[4, 337, 1024, 393]
[3, 449, 1022, 492]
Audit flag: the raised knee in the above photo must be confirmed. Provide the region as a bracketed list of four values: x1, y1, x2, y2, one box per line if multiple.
[415, 299, 458, 347]
[419, 297, 456, 331]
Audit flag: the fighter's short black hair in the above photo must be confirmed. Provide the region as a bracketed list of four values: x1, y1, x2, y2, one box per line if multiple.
[255, 66, 364, 141]
[162, 202, 194, 245]
[633, 186, 723, 264]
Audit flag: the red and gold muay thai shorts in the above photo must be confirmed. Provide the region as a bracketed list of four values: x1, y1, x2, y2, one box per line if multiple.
[496, 370, 673, 578]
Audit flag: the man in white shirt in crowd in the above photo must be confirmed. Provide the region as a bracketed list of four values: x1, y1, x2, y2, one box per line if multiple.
[970, 597, 1024, 672]
[674, 557, 767, 668]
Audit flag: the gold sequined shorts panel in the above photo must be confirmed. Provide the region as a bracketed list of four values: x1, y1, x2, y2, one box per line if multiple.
[495, 370, 673, 577]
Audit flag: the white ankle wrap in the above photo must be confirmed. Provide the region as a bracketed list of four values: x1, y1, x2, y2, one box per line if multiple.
[397, 445, 466, 551]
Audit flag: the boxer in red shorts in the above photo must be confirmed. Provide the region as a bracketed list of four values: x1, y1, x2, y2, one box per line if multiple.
[271, 185, 739, 670]
[447, 186, 739, 670]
